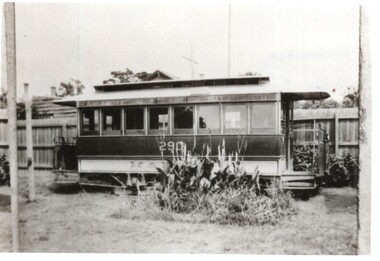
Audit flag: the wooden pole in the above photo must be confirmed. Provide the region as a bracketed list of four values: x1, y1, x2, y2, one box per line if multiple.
[4, 2, 19, 252]
[227, 4, 231, 77]
[24, 83, 35, 202]
[358, 5, 371, 255]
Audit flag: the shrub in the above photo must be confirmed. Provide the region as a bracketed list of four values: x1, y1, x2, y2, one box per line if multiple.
[343, 154, 359, 188]
[114, 178, 297, 226]
[293, 145, 318, 172]
[111, 138, 298, 226]
[204, 182, 296, 226]
[325, 154, 348, 187]
[293, 144, 359, 188]
[0, 154, 10, 186]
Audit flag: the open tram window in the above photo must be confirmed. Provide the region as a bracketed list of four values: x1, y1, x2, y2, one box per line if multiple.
[198, 104, 220, 134]
[250, 102, 277, 134]
[224, 104, 248, 134]
[125, 107, 144, 134]
[102, 108, 122, 135]
[174, 106, 194, 134]
[149, 107, 169, 133]
[80, 109, 99, 136]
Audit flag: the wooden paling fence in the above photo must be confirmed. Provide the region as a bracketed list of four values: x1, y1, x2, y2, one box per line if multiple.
[0, 116, 77, 169]
[0, 107, 359, 170]
[293, 108, 359, 159]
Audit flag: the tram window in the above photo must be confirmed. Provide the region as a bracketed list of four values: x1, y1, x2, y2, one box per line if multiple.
[125, 108, 144, 130]
[250, 103, 277, 133]
[224, 104, 248, 133]
[102, 108, 122, 135]
[149, 107, 169, 131]
[198, 104, 220, 134]
[174, 106, 193, 129]
[81, 109, 99, 136]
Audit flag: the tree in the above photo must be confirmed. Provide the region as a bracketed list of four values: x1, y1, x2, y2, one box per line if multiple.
[342, 90, 359, 108]
[240, 71, 262, 76]
[0, 89, 7, 108]
[57, 79, 85, 97]
[16, 103, 42, 120]
[103, 68, 151, 84]
[298, 99, 340, 109]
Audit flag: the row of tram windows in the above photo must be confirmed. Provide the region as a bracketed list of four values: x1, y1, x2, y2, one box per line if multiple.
[80, 102, 278, 136]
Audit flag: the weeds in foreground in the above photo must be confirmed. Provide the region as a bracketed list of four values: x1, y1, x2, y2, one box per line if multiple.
[111, 138, 297, 226]
[111, 181, 297, 226]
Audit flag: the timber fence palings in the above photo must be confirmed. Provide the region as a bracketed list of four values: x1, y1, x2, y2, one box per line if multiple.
[0, 118, 76, 169]
[293, 108, 359, 159]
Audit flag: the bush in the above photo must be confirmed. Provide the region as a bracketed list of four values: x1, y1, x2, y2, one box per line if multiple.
[326, 155, 348, 187]
[293, 145, 318, 172]
[112, 137, 298, 226]
[293, 144, 359, 188]
[204, 182, 296, 226]
[344, 154, 359, 188]
[325, 154, 358, 187]
[0, 154, 10, 186]
[113, 179, 297, 227]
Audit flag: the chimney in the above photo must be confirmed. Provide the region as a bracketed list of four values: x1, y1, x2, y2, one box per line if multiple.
[24, 83, 30, 100]
[50, 86, 56, 97]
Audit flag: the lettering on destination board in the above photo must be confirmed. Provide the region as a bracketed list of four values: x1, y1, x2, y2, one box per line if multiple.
[129, 161, 157, 170]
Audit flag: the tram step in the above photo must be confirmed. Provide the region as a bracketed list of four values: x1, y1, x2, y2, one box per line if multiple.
[281, 176, 315, 182]
[282, 171, 315, 176]
[282, 182, 315, 187]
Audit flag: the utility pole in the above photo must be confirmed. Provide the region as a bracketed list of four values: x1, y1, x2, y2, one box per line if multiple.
[24, 83, 35, 202]
[4, 2, 19, 252]
[182, 53, 198, 79]
[358, 5, 371, 255]
[227, 4, 231, 77]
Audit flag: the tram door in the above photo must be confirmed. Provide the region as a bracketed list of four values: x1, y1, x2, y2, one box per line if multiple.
[282, 101, 294, 171]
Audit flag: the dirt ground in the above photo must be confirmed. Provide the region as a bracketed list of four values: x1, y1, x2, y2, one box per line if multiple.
[0, 171, 358, 254]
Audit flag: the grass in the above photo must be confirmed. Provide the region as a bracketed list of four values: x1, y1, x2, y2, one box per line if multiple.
[0, 170, 358, 254]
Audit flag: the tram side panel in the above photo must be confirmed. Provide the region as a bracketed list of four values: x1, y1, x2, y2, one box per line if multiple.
[76, 135, 285, 176]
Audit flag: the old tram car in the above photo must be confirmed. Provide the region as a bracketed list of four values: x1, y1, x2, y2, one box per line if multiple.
[54, 76, 330, 190]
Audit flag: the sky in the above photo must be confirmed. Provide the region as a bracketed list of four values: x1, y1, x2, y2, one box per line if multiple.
[1, 4, 360, 100]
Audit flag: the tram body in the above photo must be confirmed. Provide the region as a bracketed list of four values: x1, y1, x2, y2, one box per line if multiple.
[54, 76, 330, 190]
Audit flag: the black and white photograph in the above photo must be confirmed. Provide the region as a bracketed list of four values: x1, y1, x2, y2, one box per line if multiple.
[0, 1, 375, 255]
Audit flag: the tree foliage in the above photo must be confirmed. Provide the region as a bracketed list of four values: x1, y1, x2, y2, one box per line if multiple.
[57, 79, 85, 97]
[297, 99, 340, 109]
[341, 90, 359, 108]
[16, 103, 43, 120]
[295, 87, 359, 109]
[0, 89, 7, 108]
[103, 68, 151, 84]
[240, 71, 262, 76]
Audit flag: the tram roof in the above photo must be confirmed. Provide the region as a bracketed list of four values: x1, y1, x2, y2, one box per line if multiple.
[55, 77, 330, 107]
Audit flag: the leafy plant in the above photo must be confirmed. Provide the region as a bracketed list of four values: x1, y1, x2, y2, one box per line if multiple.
[293, 145, 318, 172]
[325, 154, 349, 187]
[57, 79, 85, 97]
[124, 137, 298, 226]
[0, 154, 10, 186]
[343, 154, 359, 188]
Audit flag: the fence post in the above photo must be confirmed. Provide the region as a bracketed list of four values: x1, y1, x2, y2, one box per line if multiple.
[62, 123, 68, 142]
[334, 113, 339, 156]
[25, 83, 35, 202]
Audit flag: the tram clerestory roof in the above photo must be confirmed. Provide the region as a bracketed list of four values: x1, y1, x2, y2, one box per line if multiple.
[54, 76, 330, 107]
